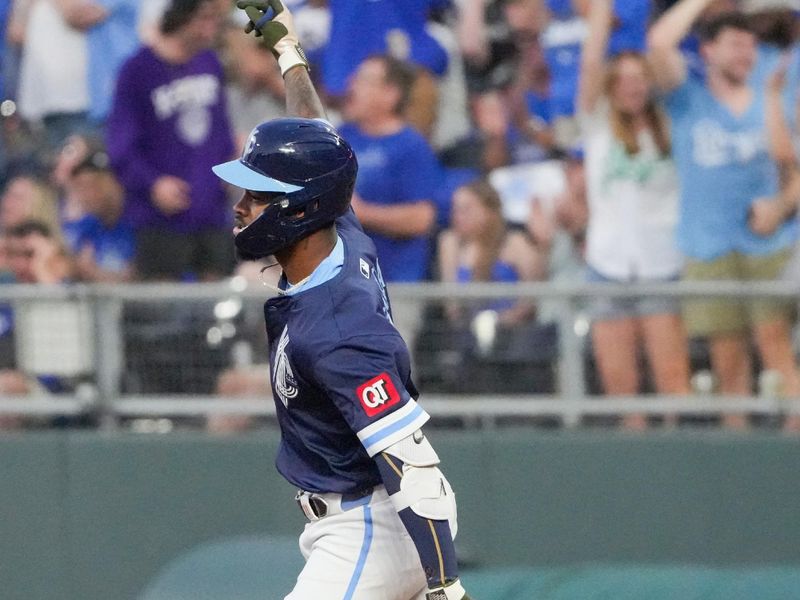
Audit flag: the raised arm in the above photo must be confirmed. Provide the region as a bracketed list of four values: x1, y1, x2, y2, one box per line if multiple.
[647, 0, 713, 91]
[766, 57, 797, 167]
[237, 0, 326, 120]
[283, 67, 327, 120]
[750, 58, 800, 236]
[577, 0, 614, 114]
[457, 0, 490, 67]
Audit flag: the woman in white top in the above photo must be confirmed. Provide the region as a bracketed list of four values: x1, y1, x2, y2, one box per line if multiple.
[578, 0, 689, 427]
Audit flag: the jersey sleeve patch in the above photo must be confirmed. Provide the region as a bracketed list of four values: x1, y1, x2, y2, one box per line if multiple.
[356, 398, 430, 457]
[357, 373, 401, 417]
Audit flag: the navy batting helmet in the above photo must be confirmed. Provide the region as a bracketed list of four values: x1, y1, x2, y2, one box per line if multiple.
[213, 118, 357, 259]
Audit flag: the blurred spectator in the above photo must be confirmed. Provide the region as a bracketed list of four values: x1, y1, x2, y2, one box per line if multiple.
[523, 151, 588, 328]
[138, 0, 169, 43]
[0, 174, 61, 237]
[426, 11, 472, 152]
[459, 0, 551, 169]
[650, 4, 800, 428]
[437, 179, 553, 393]
[106, 0, 235, 281]
[68, 146, 135, 282]
[607, 0, 652, 55]
[458, 0, 526, 94]
[82, 0, 140, 123]
[340, 55, 439, 283]
[51, 134, 95, 247]
[504, 37, 558, 165]
[324, 0, 450, 138]
[1, 0, 13, 102]
[291, 0, 331, 72]
[578, 0, 689, 428]
[527, 150, 588, 266]
[475, 35, 557, 171]
[207, 259, 278, 434]
[6, 220, 72, 284]
[748, 1, 800, 132]
[538, 0, 653, 150]
[0, 220, 76, 428]
[539, 0, 589, 148]
[15, 0, 94, 147]
[438, 180, 544, 323]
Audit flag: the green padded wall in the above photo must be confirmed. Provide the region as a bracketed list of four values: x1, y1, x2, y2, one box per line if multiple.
[2, 429, 800, 600]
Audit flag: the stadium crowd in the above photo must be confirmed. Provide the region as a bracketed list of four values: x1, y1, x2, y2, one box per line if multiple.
[1, 0, 800, 430]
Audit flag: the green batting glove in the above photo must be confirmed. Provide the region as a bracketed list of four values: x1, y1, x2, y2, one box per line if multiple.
[236, 0, 308, 75]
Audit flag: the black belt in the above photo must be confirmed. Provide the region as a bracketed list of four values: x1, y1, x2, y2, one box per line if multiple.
[295, 487, 374, 520]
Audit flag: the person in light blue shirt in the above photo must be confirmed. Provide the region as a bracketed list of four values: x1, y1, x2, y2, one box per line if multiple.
[752, 40, 800, 133]
[649, 2, 800, 430]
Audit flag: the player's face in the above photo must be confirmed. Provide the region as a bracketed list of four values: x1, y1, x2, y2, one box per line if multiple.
[703, 28, 756, 85]
[233, 189, 280, 235]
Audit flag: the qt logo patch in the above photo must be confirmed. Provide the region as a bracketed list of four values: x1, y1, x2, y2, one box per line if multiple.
[357, 373, 401, 417]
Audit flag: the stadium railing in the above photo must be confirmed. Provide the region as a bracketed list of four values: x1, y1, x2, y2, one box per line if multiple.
[0, 280, 797, 427]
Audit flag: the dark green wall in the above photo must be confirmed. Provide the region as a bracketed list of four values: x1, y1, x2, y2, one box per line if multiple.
[2, 430, 800, 600]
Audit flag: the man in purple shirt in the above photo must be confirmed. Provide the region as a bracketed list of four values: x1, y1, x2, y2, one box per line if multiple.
[106, 0, 235, 280]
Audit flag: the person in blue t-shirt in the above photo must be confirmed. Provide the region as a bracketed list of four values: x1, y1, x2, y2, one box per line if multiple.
[339, 55, 439, 283]
[68, 147, 135, 282]
[649, 2, 800, 430]
[211, 2, 471, 598]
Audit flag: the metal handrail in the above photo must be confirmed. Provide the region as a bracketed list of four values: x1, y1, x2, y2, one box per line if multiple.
[0, 280, 797, 426]
[104, 395, 795, 417]
[0, 279, 795, 300]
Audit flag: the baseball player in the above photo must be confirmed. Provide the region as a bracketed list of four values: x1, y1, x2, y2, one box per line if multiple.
[212, 2, 473, 599]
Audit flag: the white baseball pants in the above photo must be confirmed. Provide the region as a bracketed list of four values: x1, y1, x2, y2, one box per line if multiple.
[285, 486, 428, 600]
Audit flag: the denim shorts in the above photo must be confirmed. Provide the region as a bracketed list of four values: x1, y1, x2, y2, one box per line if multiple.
[586, 266, 681, 321]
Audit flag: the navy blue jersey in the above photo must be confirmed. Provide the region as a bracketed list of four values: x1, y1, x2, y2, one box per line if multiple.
[264, 211, 430, 494]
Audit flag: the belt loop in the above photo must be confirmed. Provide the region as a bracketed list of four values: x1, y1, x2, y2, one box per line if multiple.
[295, 490, 321, 521]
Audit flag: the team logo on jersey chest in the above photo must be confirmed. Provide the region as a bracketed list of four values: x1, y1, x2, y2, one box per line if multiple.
[357, 373, 401, 417]
[273, 325, 298, 407]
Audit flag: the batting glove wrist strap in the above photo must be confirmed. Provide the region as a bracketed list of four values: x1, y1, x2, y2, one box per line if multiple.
[277, 44, 309, 77]
[426, 578, 468, 600]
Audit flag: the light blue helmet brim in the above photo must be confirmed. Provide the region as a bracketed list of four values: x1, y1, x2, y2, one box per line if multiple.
[212, 159, 303, 193]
